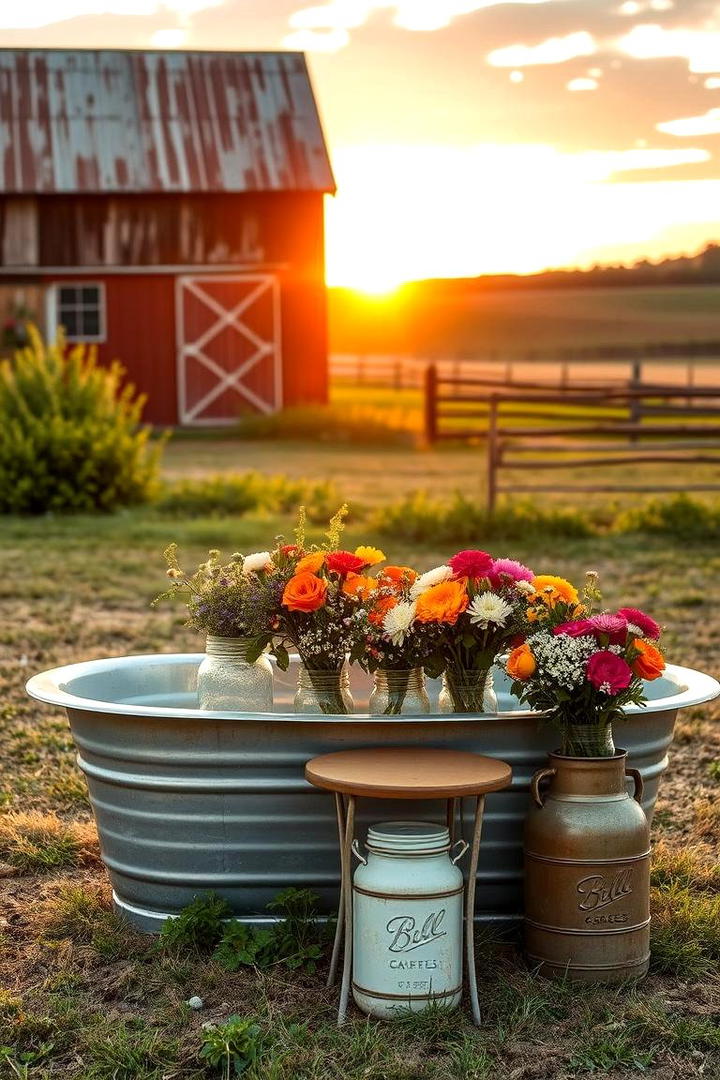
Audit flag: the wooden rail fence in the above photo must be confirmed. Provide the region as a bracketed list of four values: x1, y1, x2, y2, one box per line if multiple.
[423, 365, 720, 510]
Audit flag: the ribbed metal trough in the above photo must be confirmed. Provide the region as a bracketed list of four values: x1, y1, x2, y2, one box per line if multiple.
[26, 655, 718, 932]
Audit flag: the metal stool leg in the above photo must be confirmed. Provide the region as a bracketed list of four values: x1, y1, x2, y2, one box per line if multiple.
[327, 792, 346, 988]
[465, 794, 486, 1027]
[446, 797, 458, 845]
[338, 794, 356, 1025]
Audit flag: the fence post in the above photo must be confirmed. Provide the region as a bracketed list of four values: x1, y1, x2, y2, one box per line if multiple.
[629, 357, 642, 441]
[487, 395, 499, 513]
[424, 363, 438, 445]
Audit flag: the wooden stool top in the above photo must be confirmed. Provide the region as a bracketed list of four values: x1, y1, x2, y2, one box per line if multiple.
[305, 747, 512, 799]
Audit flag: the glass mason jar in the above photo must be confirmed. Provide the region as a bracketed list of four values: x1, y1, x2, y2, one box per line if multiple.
[439, 667, 497, 714]
[369, 668, 430, 716]
[562, 719, 616, 758]
[197, 635, 273, 712]
[294, 662, 354, 715]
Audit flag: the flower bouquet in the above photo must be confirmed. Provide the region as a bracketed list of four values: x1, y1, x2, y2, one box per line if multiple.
[410, 550, 536, 713]
[348, 564, 437, 714]
[154, 544, 276, 710]
[506, 572, 665, 756]
[248, 506, 386, 714]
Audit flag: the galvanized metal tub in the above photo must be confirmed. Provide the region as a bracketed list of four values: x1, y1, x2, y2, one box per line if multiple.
[26, 655, 718, 933]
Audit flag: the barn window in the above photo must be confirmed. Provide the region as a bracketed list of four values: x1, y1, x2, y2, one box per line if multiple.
[52, 283, 106, 342]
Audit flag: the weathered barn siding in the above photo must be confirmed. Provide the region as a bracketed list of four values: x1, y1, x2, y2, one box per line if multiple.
[0, 192, 322, 269]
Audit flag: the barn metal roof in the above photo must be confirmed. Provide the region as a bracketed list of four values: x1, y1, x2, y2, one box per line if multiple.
[0, 49, 335, 194]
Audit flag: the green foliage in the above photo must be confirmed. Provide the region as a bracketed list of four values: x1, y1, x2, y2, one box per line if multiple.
[568, 1031, 655, 1072]
[156, 473, 339, 522]
[159, 892, 232, 951]
[0, 325, 163, 513]
[81, 1021, 177, 1080]
[615, 493, 720, 541]
[213, 888, 326, 974]
[371, 492, 593, 544]
[199, 1016, 262, 1078]
[650, 881, 720, 977]
[233, 403, 413, 445]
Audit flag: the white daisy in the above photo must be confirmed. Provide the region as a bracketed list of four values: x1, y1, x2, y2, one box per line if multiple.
[515, 580, 535, 596]
[467, 592, 513, 628]
[242, 551, 272, 574]
[382, 600, 417, 646]
[409, 565, 453, 599]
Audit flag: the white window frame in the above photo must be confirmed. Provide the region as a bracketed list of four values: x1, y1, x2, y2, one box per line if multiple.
[47, 281, 107, 343]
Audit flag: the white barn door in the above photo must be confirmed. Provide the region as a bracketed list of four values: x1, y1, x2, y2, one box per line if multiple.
[176, 274, 282, 425]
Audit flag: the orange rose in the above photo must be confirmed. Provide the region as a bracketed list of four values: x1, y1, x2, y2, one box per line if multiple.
[631, 639, 664, 680]
[295, 551, 326, 574]
[506, 643, 536, 680]
[368, 593, 399, 627]
[531, 575, 579, 608]
[380, 565, 418, 590]
[343, 573, 378, 600]
[415, 581, 468, 625]
[282, 571, 328, 612]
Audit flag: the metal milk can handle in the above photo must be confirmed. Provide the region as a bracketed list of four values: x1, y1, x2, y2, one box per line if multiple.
[451, 839, 469, 864]
[351, 839, 368, 865]
[530, 767, 557, 808]
[626, 767, 644, 804]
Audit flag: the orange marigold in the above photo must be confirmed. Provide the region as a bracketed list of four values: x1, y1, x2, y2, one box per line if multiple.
[295, 551, 326, 574]
[415, 580, 468, 625]
[631, 639, 665, 680]
[282, 571, 328, 612]
[531, 575, 579, 608]
[368, 593, 399, 627]
[378, 565, 418, 592]
[343, 573, 378, 600]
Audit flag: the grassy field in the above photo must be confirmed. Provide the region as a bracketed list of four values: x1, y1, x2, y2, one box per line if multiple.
[329, 283, 720, 356]
[1, 434, 719, 1078]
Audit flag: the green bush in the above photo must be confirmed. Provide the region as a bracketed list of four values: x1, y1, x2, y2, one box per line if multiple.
[233, 403, 414, 445]
[371, 491, 593, 544]
[0, 326, 163, 513]
[156, 473, 341, 522]
[615, 493, 720, 541]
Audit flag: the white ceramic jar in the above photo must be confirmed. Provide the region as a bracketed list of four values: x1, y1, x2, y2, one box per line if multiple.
[352, 821, 466, 1018]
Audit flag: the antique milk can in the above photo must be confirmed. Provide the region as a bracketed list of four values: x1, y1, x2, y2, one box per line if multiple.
[524, 750, 650, 982]
[352, 821, 467, 1017]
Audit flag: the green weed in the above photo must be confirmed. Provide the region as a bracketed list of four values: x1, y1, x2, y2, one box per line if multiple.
[199, 1016, 262, 1079]
[159, 892, 232, 951]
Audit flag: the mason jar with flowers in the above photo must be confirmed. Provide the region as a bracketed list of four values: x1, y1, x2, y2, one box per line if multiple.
[251, 506, 387, 714]
[155, 544, 275, 711]
[409, 550, 537, 713]
[506, 572, 666, 756]
[349, 564, 436, 714]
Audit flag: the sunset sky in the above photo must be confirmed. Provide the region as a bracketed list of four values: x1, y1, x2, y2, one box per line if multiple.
[4, 0, 720, 288]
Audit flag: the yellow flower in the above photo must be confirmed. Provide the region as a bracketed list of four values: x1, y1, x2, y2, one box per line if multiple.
[354, 545, 386, 567]
[530, 575, 579, 608]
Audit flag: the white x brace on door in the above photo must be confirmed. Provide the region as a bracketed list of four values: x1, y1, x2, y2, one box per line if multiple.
[176, 274, 282, 425]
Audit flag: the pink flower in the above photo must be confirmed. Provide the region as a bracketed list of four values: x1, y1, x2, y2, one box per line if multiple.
[586, 651, 633, 695]
[589, 613, 628, 645]
[617, 607, 661, 641]
[448, 549, 494, 580]
[488, 558, 535, 587]
[553, 619, 595, 637]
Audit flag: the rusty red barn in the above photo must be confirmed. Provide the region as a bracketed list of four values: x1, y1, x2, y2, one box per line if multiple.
[0, 48, 335, 425]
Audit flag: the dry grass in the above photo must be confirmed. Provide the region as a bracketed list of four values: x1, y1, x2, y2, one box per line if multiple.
[0, 811, 100, 873]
